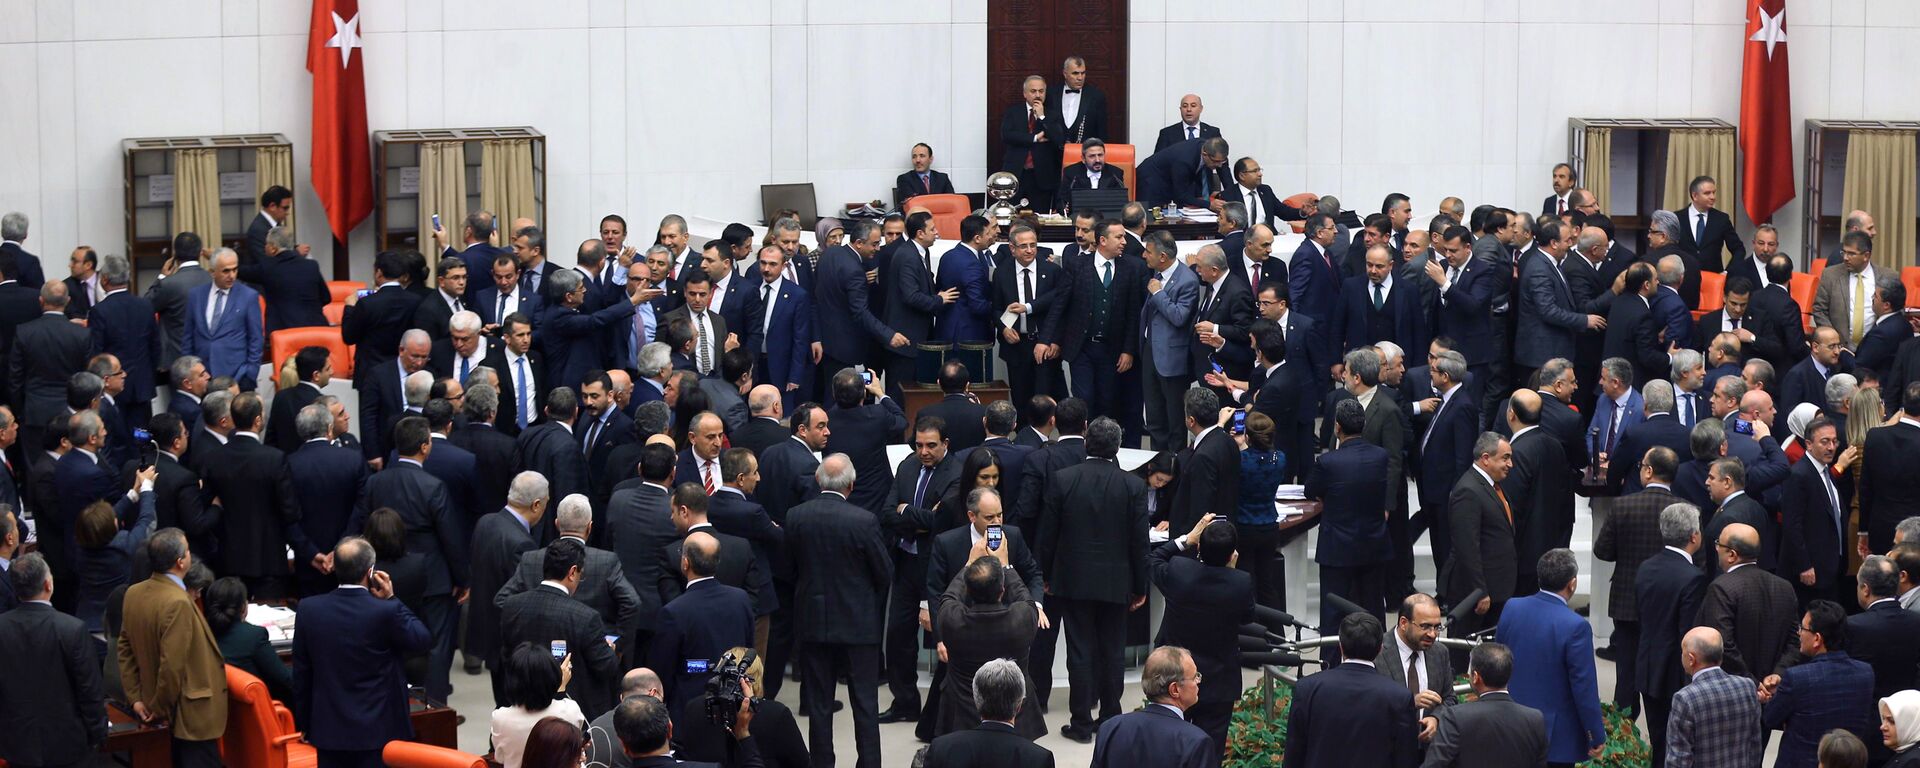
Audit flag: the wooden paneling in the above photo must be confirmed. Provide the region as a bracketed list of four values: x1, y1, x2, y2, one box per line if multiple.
[986, 0, 1128, 189]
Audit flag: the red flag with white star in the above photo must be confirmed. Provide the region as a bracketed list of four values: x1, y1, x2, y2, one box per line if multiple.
[1739, 0, 1793, 224]
[308, 0, 372, 242]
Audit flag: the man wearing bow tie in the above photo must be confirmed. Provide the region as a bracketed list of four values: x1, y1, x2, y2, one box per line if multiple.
[1045, 55, 1109, 145]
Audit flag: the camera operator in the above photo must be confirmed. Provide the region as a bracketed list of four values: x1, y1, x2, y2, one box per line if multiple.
[613, 687, 764, 768]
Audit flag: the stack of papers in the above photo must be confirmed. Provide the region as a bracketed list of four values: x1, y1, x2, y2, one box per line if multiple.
[1177, 207, 1218, 222]
[247, 603, 297, 643]
[1274, 484, 1307, 500]
[1149, 528, 1172, 544]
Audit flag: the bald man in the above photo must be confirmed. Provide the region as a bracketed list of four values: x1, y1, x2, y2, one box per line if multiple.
[1156, 93, 1221, 152]
[648, 529, 756, 709]
[733, 384, 788, 457]
[1667, 626, 1763, 766]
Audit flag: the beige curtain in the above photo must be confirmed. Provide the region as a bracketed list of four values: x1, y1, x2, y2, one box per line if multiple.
[481, 138, 536, 244]
[1583, 127, 1613, 215]
[172, 148, 222, 244]
[418, 141, 469, 267]
[1841, 129, 1917, 272]
[255, 145, 294, 233]
[1662, 128, 1738, 214]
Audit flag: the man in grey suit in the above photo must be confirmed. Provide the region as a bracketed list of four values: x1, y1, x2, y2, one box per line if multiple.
[1376, 593, 1458, 750]
[494, 493, 642, 648]
[1514, 218, 1606, 390]
[1420, 642, 1549, 768]
[1666, 626, 1764, 768]
[1138, 230, 1199, 449]
[144, 231, 214, 373]
[658, 269, 728, 378]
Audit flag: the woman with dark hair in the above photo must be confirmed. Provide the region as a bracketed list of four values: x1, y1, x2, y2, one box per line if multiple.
[1133, 451, 1179, 529]
[204, 576, 294, 703]
[520, 716, 585, 768]
[491, 642, 585, 768]
[363, 507, 431, 686]
[675, 647, 810, 767]
[71, 464, 157, 633]
[1232, 410, 1286, 608]
[934, 447, 1001, 533]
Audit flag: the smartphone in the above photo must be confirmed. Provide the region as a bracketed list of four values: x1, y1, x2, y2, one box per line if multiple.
[603, 634, 620, 646]
[1731, 418, 1754, 435]
[860, 369, 874, 385]
[1211, 360, 1225, 375]
[133, 427, 158, 470]
[549, 640, 568, 661]
[356, 288, 373, 299]
[986, 524, 1004, 552]
[431, 213, 442, 231]
[1231, 410, 1248, 435]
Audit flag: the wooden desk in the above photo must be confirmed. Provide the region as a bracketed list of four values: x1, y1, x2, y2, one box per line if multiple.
[1276, 500, 1322, 617]
[100, 694, 459, 762]
[409, 692, 460, 749]
[899, 382, 1010, 435]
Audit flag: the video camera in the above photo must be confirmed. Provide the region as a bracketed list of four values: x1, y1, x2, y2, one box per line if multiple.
[702, 649, 761, 728]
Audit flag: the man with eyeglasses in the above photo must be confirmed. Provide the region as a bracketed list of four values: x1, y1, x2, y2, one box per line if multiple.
[1375, 593, 1458, 753]
[1779, 326, 1852, 436]
[1282, 612, 1419, 768]
[87, 353, 139, 470]
[878, 417, 959, 725]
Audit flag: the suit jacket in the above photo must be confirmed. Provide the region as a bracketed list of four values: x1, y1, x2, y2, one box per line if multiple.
[117, 574, 229, 740]
[144, 262, 213, 371]
[355, 358, 410, 460]
[1037, 457, 1149, 604]
[241, 251, 332, 333]
[753, 278, 815, 396]
[1507, 426, 1573, 578]
[605, 479, 681, 628]
[1780, 456, 1849, 588]
[1044, 81, 1108, 143]
[658, 524, 769, 616]
[1420, 691, 1549, 768]
[1861, 421, 1920, 553]
[1011, 435, 1087, 541]
[202, 434, 314, 577]
[1136, 138, 1227, 208]
[448, 243, 512, 305]
[361, 459, 468, 595]
[1593, 485, 1679, 621]
[1847, 599, 1920, 700]
[1220, 182, 1304, 233]
[1497, 591, 1606, 763]
[1704, 492, 1777, 573]
[1057, 161, 1126, 199]
[1761, 651, 1877, 768]
[1167, 428, 1242, 535]
[934, 244, 995, 344]
[998, 102, 1063, 184]
[0, 241, 44, 288]
[917, 395, 986, 454]
[992, 255, 1065, 354]
[1334, 274, 1427, 363]
[753, 437, 822, 525]
[1431, 257, 1499, 367]
[1514, 252, 1587, 368]
[1856, 312, 1912, 374]
[1813, 265, 1876, 345]
[9, 312, 88, 427]
[482, 347, 544, 437]
[1606, 413, 1692, 494]
[1750, 282, 1808, 368]
[1305, 437, 1394, 569]
[1149, 542, 1254, 706]
[894, 168, 955, 206]
[579, 407, 636, 503]
[1652, 284, 1696, 350]
[512, 420, 585, 535]
[1588, 388, 1647, 466]
[496, 537, 642, 642]
[408, 290, 460, 341]
[339, 284, 423, 385]
[1188, 273, 1255, 379]
[1043, 254, 1146, 364]
[132, 452, 214, 563]
[648, 578, 756, 707]
[1156, 120, 1222, 153]
[291, 586, 433, 750]
[823, 398, 906, 513]
[466, 508, 537, 662]
[1674, 206, 1746, 272]
[923, 721, 1055, 768]
[266, 381, 325, 452]
[786, 491, 893, 644]
[1412, 385, 1479, 516]
[1634, 549, 1708, 699]
[0, 602, 108, 766]
[1442, 467, 1517, 606]
[87, 290, 163, 404]
[882, 241, 942, 353]
[731, 417, 786, 459]
[925, 523, 1043, 611]
[1665, 666, 1764, 768]
[242, 211, 273, 267]
[813, 244, 896, 364]
[288, 439, 370, 585]
[1090, 705, 1211, 768]
[1374, 634, 1460, 712]
[474, 284, 544, 329]
[543, 298, 637, 392]
[1140, 262, 1199, 378]
[1284, 662, 1418, 768]
[499, 584, 622, 719]
[1779, 355, 1846, 436]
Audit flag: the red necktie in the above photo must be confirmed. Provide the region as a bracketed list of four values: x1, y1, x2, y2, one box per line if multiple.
[703, 459, 716, 496]
[1025, 111, 1036, 169]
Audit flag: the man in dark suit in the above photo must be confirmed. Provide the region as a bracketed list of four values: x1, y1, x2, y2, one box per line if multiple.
[1606, 381, 1692, 495]
[648, 529, 755, 709]
[875, 416, 961, 721]
[655, 483, 769, 617]
[1044, 221, 1146, 442]
[1860, 384, 1920, 557]
[240, 226, 331, 333]
[1632, 504, 1708, 768]
[1673, 177, 1746, 272]
[1849, 555, 1920, 702]
[1154, 93, 1221, 152]
[1498, 549, 1608, 766]
[1282, 212, 1343, 332]
[1782, 417, 1850, 605]
[995, 223, 1066, 408]
[1514, 220, 1604, 387]
[787, 453, 893, 768]
[514, 388, 588, 542]
[1442, 431, 1517, 645]
[1088, 646, 1213, 768]
[817, 223, 908, 392]
[474, 251, 544, 332]
[1149, 517, 1254, 763]
[1412, 354, 1479, 586]
[1037, 416, 1148, 742]
[0, 213, 45, 287]
[603, 443, 680, 664]
[1046, 56, 1108, 143]
[878, 212, 947, 394]
[1057, 137, 1126, 198]
[921, 657, 1054, 768]
[241, 186, 292, 267]
[543, 268, 640, 393]
[451, 384, 517, 519]
[482, 313, 542, 436]
[1594, 445, 1683, 713]
[1854, 277, 1912, 375]
[1506, 391, 1576, 606]
[894, 142, 957, 206]
[1308, 399, 1396, 644]
[0, 552, 108, 768]
[61, 249, 97, 317]
[1760, 600, 1877, 768]
[494, 491, 642, 658]
[919, 363, 987, 453]
[1422, 642, 1550, 768]
[406, 255, 467, 341]
[1170, 388, 1240, 536]
[934, 216, 997, 349]
[1285, 612, 1418, 768]
[437, 211, 509, 306]
[822, 370, 905, 516]
[200, 394, 317, 602]
[356, 330, 431, 462]
[361, 416, 469, 702]
[266, 346, 330, 452]
[1374, 593, 1461, 756]
[405, 399, 479, 537]
[577, 371, 635, 510]
[1700, 521, 1801, 685]
[499, 538, 623, 719]
[747, 247, 815, 413]
[287, 402, 370, 597]
[1334, 243, 1428, 358]
[1186, 243, 1256, 398]
[1703, 457, 1777, 573]
[1000, 76, 1066, 212]
[340, 251, 425, 387]
[145, 232, 213, 375]
[292, 538, 434, 768]
[86, 255, 162, 426]
[120, 413, 215, 566]
[1137, 136, 1230, 209]
[10, 283, 88, 451]
[1221, 158, 1306, 233]
[1427, 226, 1499, 390]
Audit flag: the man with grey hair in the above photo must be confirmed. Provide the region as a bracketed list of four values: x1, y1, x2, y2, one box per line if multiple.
[240, 223, 330, 333]
[288, 401, 370, 597]
[1497, 547, 1607, 764]
[86, 253, 163, 426]
[632, 341, 674, 409]
[1087, 645, 1210, 768]
[180, 248, 263, 392]
[542, 265, 642, 399]
[496, 493, 642, 659]
[0, 211, 45, 287]
[786, 452, 892, 767]
[1651, 253, 1696, 348]
[922, 657, 1054, 767]
[1607, 379, 1688, 494]
[1670, 348, 1706, 427]
[1632, 503, 1708, 766]
[1847, 553, 1920, 706]
[470, 470, 549, 702]
[1137, 229, 1200, 449]
[450, 383, 516, 519]
[1855, 274, 1911, 374]
[1335, 345, 1407, 519]
[357, 327, 433, 462]
[432, 310, 489, 383]
[1188, 242, 1254, 404]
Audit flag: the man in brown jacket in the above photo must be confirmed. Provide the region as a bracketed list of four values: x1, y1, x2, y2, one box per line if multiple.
[116, 528, 228, 768]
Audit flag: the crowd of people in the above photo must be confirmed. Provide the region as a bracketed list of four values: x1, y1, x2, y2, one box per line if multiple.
[7, 56, 1920, 768]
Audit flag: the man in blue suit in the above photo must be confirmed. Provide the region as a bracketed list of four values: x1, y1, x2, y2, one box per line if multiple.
[647, 531, 755, 708]
[1135, 136, 1230, 209]
[1497, 548, 1606, 766]
[1289, 213, 1343, 331]
[813, 221, 907, 394]
[1334, 243, 1428, 362]
[1284, 612, 1418, 768]
[540, 267, 639, 399]
[1589, 357, 1646, 475]
[1760, 599, 1877, 768]
[1088, 646, 1212, 768]
[181, 249, 263, 392]
[1307, 399, 1396, 643]
[239, 226, 331, 334]
[288, 402, 369, 597]
[474, 251, 544, 331]
[935, 215, 997, 346]
[1428, 226, 1499, 389]
[292, 537, 433, 768]
[750, 246, 815, 413]
[1138, 230, 1199, 449]
[87, 255, 162, 427]
[1514, 220, 1605, 391]
[1412, 353, 1479, 580]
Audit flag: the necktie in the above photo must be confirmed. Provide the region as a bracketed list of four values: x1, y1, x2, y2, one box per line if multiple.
[696, 314, 712, 374]
[1557, 198, 1565, 215]
[1495, 484, 1513, 525]
[515, 356, 531, 429]
[760, 283, 773, 352]
[1101, 260, 1112, 289]
[1187, 125, 1196, 140]
[459, 356, 470, 383]
[1679, 393, 1692, 425]
[1020, 267, 1033, 333]
[1407, 652, 1422, 697]
[1853, 273, 1868, 345]
[583, 417, 601, 455]
[1421, 396, 1445, 452]
[496, 293, 508, 323]
[914, 466, 932, 508]
[1730, 317, 1740, 331]
[1025, 111, 1036, 169]
[1695, 212, 1706, 245]
[1606, 405, 1623, 454]
[1199, 282, 1214, 318]
[1820, 463, 1842, 531]
[922, 247, 932, 275]
[703, 459, 716, 496]
[1372, 281, 1384, 311]
[1199, 164, 1213, 199]
[211, 288, 227, 327]
[920, 172, 931, 193]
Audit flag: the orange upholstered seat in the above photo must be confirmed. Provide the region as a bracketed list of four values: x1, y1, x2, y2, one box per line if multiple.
[1697, 271, 1724, 312]
[270, 326, 353, 380]
[1062, 143, 1137, 200]
[221, 664, 317, 768]
[382, 741, 488, 768]
[328, 281, 368, 304]
[904, 194, 970, 241]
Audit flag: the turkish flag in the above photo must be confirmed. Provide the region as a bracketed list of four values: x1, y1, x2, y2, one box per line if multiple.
[307, 0, 373, 242]
[1739, 0, 1793, 224]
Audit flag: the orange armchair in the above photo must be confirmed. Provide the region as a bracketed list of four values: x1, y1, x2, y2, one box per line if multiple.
[1062, 143, 1138, 201]
[1697, 271, 1725, 313]
[270, 326, 354, 381]
[328, 281, 368, 305]
[1790, 272, 1818, 332]
[382, 741, 488, 768]
[1904, 266, 1920, 308]
[222, 664, 317, 768]
[904, 194, 970, 242]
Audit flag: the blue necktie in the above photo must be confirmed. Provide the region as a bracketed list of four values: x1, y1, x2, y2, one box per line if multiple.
[459, 356, 470, 383]
[1694, 211, 1706, 245]
[515, 356, 531, 430]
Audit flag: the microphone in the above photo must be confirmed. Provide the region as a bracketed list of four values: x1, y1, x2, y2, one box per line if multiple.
[1324, 592, 1369, 620]
[1447, 589, 1487, 623]
[1243, 651, 1307, 668]
[1239, 634, 1273, 653]
[1252, 604, 1314, 632]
